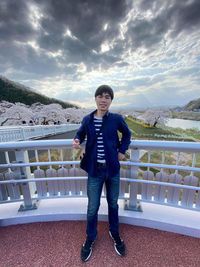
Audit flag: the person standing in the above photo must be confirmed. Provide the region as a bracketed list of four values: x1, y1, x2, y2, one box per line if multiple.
[72, 85, 131, 262]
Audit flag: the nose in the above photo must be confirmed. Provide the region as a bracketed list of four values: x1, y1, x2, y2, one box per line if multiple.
[101, 96, 107, 101]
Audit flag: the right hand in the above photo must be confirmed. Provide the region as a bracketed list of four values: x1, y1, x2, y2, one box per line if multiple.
[72, 138, 81, 149]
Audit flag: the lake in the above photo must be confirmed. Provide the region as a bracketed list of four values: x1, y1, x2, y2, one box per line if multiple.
[166, 118, 200, 130]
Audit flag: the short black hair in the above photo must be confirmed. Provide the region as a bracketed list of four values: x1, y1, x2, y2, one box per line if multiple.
[95, 85, 114, 100]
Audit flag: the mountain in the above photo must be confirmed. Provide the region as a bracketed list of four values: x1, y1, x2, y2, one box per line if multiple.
[0, 76, 78, 108]
[170, 97, 200, 121]
[183, 97, 200, 111]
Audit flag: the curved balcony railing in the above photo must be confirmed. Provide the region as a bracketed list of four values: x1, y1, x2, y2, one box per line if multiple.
[0, 139, 200, 236]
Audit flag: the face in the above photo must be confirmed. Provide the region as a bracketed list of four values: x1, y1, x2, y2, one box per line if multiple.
[95, 92, 112, 112]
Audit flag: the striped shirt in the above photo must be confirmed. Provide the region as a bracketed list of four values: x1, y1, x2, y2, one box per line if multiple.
[94, 116, 105, 163]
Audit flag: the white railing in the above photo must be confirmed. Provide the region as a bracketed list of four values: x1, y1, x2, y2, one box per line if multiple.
[0, 139, 199, 212]
[0, 124, 80, 142]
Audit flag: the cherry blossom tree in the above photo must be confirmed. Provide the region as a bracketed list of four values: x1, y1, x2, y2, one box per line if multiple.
[0, 101, 91, 126]
[0, 104, 35, 126]
[138, 109, 170, 127]
[34, 103, 65, 125]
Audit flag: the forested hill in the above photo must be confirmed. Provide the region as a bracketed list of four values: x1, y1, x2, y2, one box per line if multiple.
[0, 76, 77, 108]
[183, 97, 200, 111]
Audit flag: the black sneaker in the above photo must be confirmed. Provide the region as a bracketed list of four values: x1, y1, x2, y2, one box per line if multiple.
[81, 238, 95, 262]
[109, 231, 126, 256]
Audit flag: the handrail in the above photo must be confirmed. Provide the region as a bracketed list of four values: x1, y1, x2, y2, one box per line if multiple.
[0, 161, 200, 173]
[0, 139, 199, 151]
[0, 176, 200, 191]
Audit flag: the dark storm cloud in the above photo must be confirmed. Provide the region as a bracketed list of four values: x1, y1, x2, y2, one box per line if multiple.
[126, 0, 200, 51]
[0, 0, 35, 41]
[0, 40, 63, 78]
[61, 36, 121, 68]
[1, 0, 200, 80]
[0, 0, 132, 76]
[126, 17, 169, 50]
[169, 0, 200, 35]
[35, 0, 131, 68]
[139, 0, 200, 32]
[35, 0, 130, 50]
[0, 0, 55, 77]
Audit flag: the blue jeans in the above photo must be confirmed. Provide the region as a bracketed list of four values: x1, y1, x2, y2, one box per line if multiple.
[86, 166, 120, 241]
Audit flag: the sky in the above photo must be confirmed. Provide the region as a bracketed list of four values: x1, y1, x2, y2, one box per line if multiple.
[0, 0, 200, 109]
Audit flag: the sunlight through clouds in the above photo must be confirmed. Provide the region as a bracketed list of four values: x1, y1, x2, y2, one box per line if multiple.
[0, 0, 200, 109]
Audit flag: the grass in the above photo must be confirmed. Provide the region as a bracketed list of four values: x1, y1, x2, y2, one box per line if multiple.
[29, 147, 83, 172]
[164, 126, 200, 141]
[125, 116, 200, 179]
[126, 117, 172, 135]
[140, 150, 200, 179]
[125, 117, 196, 141]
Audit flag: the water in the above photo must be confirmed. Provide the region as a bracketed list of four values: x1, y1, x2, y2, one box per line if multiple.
[166, 118, 200, 130]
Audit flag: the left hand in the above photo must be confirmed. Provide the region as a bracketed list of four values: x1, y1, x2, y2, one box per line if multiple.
[118, 152, 125, 161]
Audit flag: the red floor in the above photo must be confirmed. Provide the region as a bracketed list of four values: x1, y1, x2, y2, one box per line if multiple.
[0, 221, 200, 267]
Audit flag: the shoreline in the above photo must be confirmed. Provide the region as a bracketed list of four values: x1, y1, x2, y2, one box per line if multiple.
[171, 111, 200, 121]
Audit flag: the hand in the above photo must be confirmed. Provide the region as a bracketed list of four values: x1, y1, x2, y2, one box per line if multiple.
[72, 139, 80, 149]
[118, 152, 125, 161]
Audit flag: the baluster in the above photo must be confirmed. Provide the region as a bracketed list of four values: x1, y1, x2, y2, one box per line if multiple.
[34, 150, 47, 197]
[142, 151, 154, 201]
[46, 149, 58, 196]
[167, 152, 182, 205]
[125, 148, 142, 211]
[4, 151, 20, 200]
[153, 151, 169, 203]
[181, 153, 198, 208]
[0, 172, 8, 201]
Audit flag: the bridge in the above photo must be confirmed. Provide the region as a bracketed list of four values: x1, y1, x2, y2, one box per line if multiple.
[0, 124, 80, 142]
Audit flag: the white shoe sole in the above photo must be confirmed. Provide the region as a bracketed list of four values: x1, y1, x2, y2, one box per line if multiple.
[84, 247, 93, 262]
[109, 231, 124, 257]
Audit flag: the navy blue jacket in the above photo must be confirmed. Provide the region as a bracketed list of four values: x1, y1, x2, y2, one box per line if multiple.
[74, 110, 131, 177]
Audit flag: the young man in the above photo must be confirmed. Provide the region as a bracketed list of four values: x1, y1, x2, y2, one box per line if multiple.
[72, 85, 131, 262]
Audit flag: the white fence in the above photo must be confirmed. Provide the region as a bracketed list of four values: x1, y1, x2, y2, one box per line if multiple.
[0, 124, 80, 142]
[0, 139, 200, 212]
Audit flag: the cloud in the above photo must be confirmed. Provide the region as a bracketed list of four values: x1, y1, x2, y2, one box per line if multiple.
[0, 0, 36, 41]
[169, 0, 200, 35]
[0, 0, 200, 108]
[34, 0, 131, 67]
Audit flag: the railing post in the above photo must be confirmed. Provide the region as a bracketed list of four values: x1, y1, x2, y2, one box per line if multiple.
[17, 163, 37, 211]
[21, 127, 26, 140]
[0, 173, 8, 201]
[15, 149, 36, 197]
[124, 148, 142, 212]
[41, 126, 45, 137]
